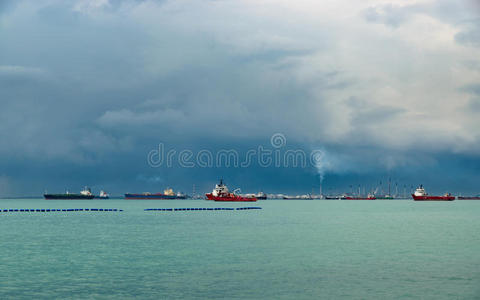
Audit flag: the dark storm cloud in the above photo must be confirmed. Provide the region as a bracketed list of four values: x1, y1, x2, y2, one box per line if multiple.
[0, 0, 479, 196]
[0, 0, 17, 14]
[0, 66, 49, 87]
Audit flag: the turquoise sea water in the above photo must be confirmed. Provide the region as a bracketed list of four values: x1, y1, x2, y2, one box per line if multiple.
[0, 199, 479, 299]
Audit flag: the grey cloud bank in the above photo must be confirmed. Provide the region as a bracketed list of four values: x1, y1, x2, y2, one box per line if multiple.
[0, 0, 479, 196]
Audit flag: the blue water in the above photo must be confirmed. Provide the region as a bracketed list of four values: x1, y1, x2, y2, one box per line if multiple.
[0, 199, 479, 299]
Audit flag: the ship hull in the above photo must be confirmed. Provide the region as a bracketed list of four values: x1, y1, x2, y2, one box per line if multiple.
[206, 194, 257, 202]
[344, 197, 376, 200]
[125, 194, 187, 200]
[412, 194, 455, 201]
[44, 194, 94, 200]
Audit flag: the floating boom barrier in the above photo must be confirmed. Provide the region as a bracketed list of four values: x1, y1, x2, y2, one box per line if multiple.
[0, 208, 123, 213]
[144, 207, 262, 211]
[0, 207, 261, 213]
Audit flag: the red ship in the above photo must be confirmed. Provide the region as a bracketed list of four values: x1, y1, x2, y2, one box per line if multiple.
[411, 185, 454, 201]
[205, 179, 257, 202]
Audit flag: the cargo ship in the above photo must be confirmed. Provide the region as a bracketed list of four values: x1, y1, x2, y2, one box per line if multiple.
[375, 179, 394, 199]
[375, 195, 394, 199]
[95, 190, 110, 199]
[344, 194, 376, 200]
[243, 192, 267, 199]
[44, 187, 95, 200]
[283, 195, 312, 199]
[411, 185, 454, 201]
[125, 188, 187, 200]
[325, 195, 348, 200]
[205, 179, 257, 202]
[255, 192, 267, 200]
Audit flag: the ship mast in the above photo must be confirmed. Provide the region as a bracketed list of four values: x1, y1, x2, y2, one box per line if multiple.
[388, 177, 391, 196]
[319, 177, 323, 198]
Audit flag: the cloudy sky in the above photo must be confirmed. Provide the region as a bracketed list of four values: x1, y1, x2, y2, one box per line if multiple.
[1, 0, 480, 196]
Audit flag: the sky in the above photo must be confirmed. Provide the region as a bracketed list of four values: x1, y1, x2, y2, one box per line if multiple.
[0, 0, 480, 197]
